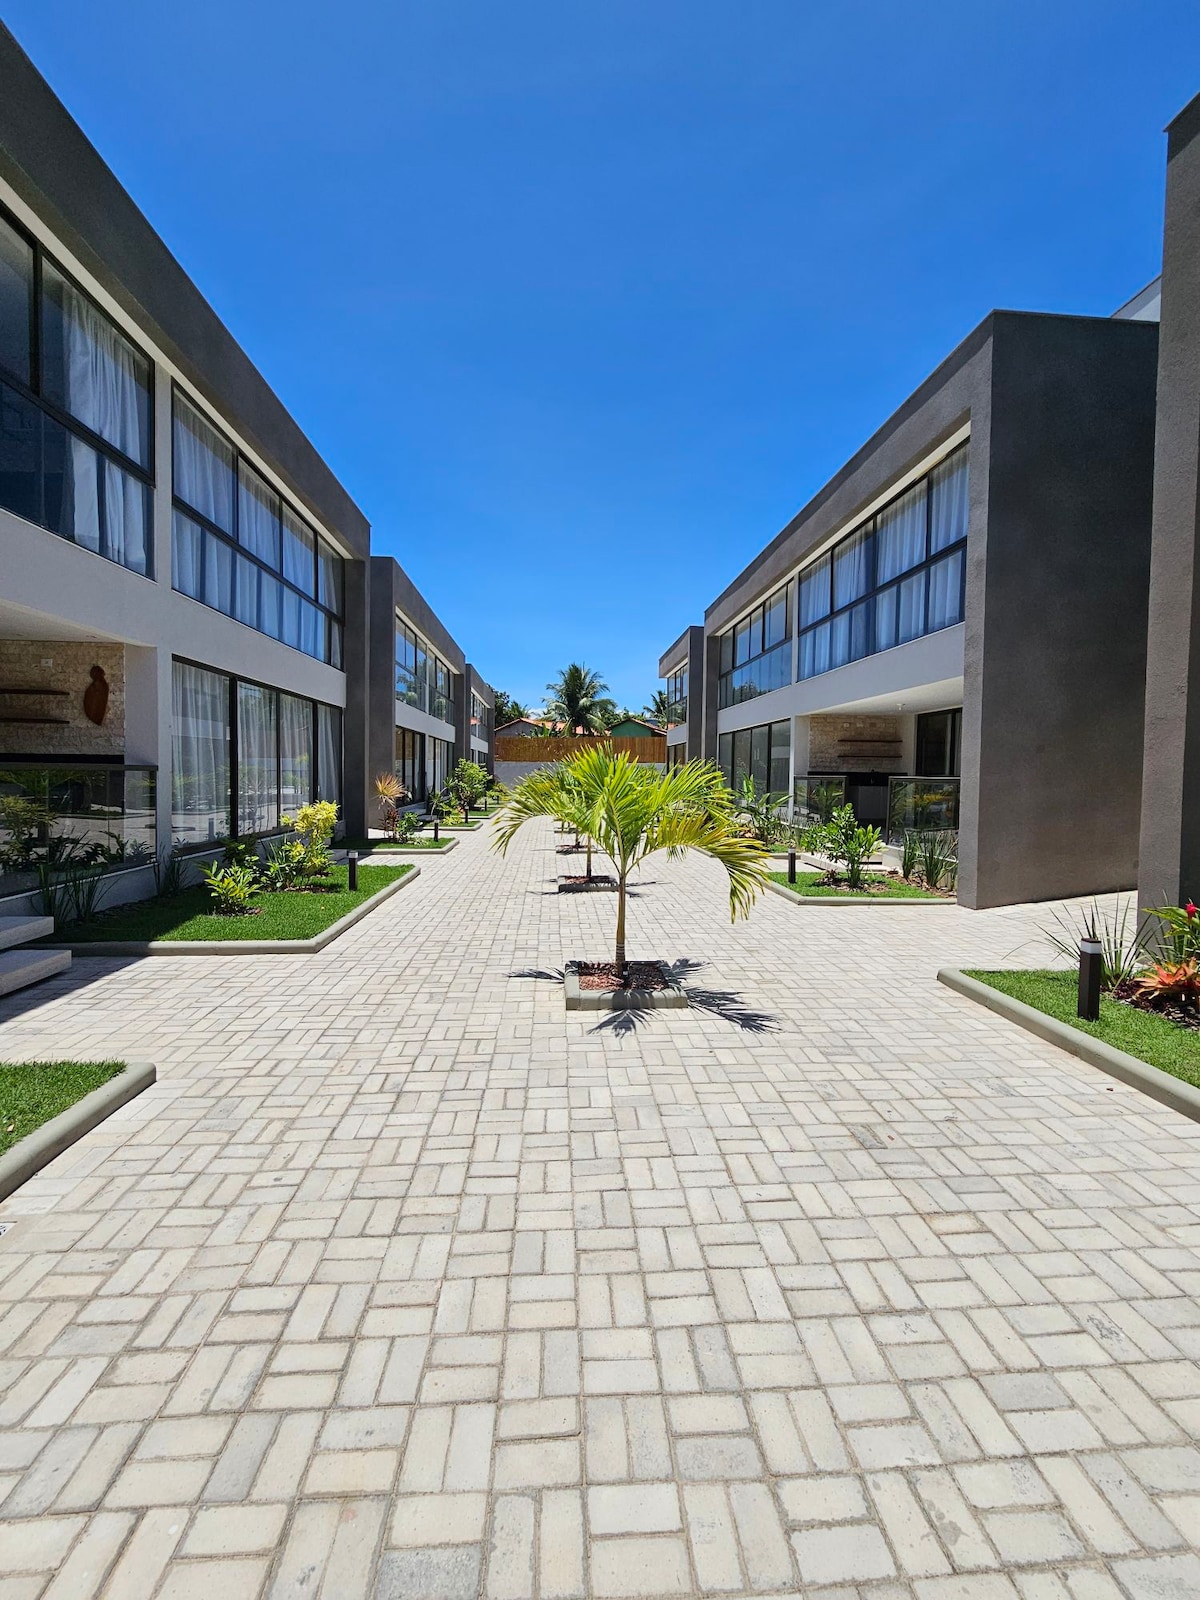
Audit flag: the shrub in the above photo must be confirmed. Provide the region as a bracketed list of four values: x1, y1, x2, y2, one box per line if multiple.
[1132, 959, 1200, 1009]
[1146, 901, 1200, 964]
[900, 830, 920, 882]
[802, 804, 882, 891]
[731, 775, 789, 847]
[374, 773, 408, 839]
[917, 829, 958, 892]
[1041, 896, 1147, 990]
[290, 800, 338, 874]
[262, 839, 309, 891]
[393, 811, 419, 845]
[201, 861, 259, 916]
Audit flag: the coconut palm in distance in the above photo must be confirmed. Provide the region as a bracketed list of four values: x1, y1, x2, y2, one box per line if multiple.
[544, 663, 616, 735]
[643, 688, 672, 727]
[493, 747, 771, 977]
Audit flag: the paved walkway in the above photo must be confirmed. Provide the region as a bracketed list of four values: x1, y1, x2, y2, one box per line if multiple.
[1, 821, 1199, 1600]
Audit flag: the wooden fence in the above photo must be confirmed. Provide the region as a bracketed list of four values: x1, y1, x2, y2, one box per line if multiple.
[494, 735, 667, 764]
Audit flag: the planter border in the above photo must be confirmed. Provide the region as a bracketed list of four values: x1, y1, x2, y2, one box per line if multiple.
[937, 967, 1200, 1125]
[0, 1060, 156, 1203]
[45, 867, 420, 956]
[564, 959, 689, 1011]
[340, 838, 459, 858]
[766, 879, 954, 907]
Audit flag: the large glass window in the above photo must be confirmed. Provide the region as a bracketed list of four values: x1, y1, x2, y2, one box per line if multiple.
[665, 663, 688, 727]
[718, 719, 790, 795]
[717, 580, 794, 709]
[171, 390, 345, 665]
[171, 660, 340, 843]
[0, 208, 153, 576]
[916, 708, 962, 777]
[395, 616, 456, 724]
[796, 444, 968, 682]
[471, 692, 492, 743]
[396, 726, 425, 802]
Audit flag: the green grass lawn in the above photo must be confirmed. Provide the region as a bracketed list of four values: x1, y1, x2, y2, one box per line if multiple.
[769, 870, 946, 901]
[0, 1060, 125, 1155]
[967, 968, 1200, 1089]
[340, 836, 452, 853]
[52, 863, 412, 943]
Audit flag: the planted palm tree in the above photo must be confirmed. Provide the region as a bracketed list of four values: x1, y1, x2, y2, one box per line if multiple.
[494, 748, 770, 979]
[544, 663, 616, 736]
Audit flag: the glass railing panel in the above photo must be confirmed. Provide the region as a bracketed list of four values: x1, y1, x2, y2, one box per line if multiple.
[0, 762, 157, 896]
[887, 776, 960, 843]
[793, 775, 847, 825]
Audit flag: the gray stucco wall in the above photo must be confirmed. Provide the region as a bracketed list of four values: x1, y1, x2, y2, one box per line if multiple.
[963, 313, 1158, 908]
[1139, 94, 1200, 909]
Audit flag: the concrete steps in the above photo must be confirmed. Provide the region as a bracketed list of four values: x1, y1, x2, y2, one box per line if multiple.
[0, 918, 70, 997]
[0, 916, 54, 951]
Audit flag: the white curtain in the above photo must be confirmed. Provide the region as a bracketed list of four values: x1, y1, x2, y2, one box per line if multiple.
[237, 683, 279, 835]
[876, 482, 927, 583]
[927, 550, 964, 630]
[317, 704, 341, 805]
[172, 662, 230, 844]
[237, 464, 280, 566]
[172, 510, 202, 597]
[174, 395, 234, 532]
[282, 509, 315, 594]
[833, 529, 871, 609]
[104, 460, 148, 574]
[279, 693, 313, 817]
[46, 265, 148, 467]
[64, 436, 100, 553]
[931, 451, 969, 552]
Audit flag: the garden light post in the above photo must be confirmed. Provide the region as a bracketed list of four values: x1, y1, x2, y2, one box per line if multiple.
[787, 845, 796, 885]
[432, 816, 439, 842]
[347, 850, 358, 891]
[1077, 936, 1102, 1021]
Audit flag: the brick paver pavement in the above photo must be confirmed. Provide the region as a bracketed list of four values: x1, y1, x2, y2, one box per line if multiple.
[1, 819, 1199, 1599]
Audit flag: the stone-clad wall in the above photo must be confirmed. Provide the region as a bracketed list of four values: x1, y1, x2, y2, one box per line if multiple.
[808, 713, 903, 773]
[0, 641, 125, 757]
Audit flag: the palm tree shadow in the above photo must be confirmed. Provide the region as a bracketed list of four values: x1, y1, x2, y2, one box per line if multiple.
[508, 967, 564, 983]
[589, 959, 779, 1035]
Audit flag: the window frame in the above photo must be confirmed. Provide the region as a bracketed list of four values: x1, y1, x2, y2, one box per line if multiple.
[170, 383, 345, 662]
[171, 654, 341, 846]
[0, 199, 156, 574]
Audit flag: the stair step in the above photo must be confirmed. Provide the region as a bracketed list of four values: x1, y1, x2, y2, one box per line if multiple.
[0, 916, 55, 951]
[0, 948, 71, 997]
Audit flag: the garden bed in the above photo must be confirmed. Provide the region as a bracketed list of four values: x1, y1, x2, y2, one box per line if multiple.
[0, 1060, 156, 1202]
[564, 959, 688, 1011]
[338, 837, 457, 855]
[558, 875, 617, 892]
[41, 863, 416, 954]
[767, 871, 950, 903]
[939, 968, 1200, 1124]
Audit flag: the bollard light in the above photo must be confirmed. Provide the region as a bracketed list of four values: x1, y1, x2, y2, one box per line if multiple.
[787, 846, 797, 885]
[347, 850, 358, 891]
[1077, 936, 1102, 1021]
[432, 817, 439, 842]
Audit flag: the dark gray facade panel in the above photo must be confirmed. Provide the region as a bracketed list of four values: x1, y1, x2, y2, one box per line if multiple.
[967, 314, 1158, 908]
[1138, 91, 1200, 908]
[0, 22, 370, 559]
[340, 560, 371, 839]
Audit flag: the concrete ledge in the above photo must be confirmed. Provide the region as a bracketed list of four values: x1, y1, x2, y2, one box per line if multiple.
[564, 959, 689, 1011]
[0, 1060, 156, 1203]
[48, 867, 420, 957]
[937, 968, 1200, 1125]
[766, 879, 955, 907]
[340, 839, 459, 858]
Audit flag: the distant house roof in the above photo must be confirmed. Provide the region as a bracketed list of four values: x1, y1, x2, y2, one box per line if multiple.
[607, 717, 664, 737]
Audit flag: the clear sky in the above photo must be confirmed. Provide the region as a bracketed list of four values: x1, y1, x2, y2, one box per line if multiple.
[7, 2, 1198, 713]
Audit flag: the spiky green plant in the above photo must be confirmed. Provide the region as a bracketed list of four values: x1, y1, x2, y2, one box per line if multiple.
[493, 749, 770, 975]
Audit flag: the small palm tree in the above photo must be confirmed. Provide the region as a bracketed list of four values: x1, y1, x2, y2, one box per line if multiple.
[544, 663, 616, 735]
[494, 749, 770, 975]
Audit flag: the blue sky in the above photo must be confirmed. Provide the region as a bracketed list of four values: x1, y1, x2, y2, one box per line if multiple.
[7, 1, 1198, 713]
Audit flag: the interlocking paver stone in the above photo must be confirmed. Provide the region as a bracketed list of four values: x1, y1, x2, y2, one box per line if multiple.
[1, 818, 1200, 1596]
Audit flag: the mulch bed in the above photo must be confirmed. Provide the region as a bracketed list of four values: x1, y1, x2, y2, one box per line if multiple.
[559, 875, 616, 892]
[576, 961, 670, 993]
[1111, 980, 1200, 1032]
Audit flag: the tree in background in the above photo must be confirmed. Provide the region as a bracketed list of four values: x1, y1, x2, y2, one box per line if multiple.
[544, 663, 616, 735]
[493, 691, 530, 726]
[642, 690, 671, 727]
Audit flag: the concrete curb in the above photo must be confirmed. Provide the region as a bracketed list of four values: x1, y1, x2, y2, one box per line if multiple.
[937, 968, 1200, 1125]
[47, 867, 419, 957]
[339, 839, 459, 858]
[0, 1060, 157, 1203]
[564, 960, 689, 1011]
[765, 879, 955, 907]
